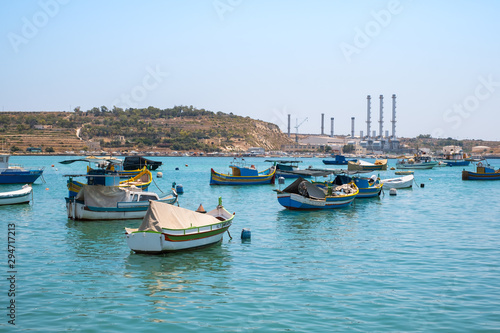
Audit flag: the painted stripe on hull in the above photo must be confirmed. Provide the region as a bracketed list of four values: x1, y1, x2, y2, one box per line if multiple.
[277, 193, 355, 210]
[0, 193, 31, 205]
[210, 170, 275, 185]
[462, 171, 500, 180]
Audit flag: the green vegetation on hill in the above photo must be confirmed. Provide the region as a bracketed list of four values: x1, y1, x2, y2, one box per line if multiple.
[0, 106, 293, 153]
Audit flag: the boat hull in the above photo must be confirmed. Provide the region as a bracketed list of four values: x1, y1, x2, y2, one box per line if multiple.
[396, 162, 437, 169]
[462, 170, 500, 180]
[210, 168, 276, 185]
[0, 186, 32, 205]
[277, 192, 355, 210]
[65, 196, 178, 220]
[0, 170, 43, 184]
[381, 175, 414, 189]
[443, 160, 470, 167]
[126, 219, 233, 254]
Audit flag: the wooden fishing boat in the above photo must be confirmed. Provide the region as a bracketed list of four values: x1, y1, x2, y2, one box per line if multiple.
[440, 151, 470, 167]
[0, 184, 32, 205]
[276, 177, 358, 210]
[396, 153, 438, 169]
[123, 156, 162, 171]
[315, 174, 383, 198]
[60, 156, 143, 178]
[66, 167, 153, 197]
[125, 198, 234, 253]
[322, 155, 357, 165]
[462, 162, 500, 180]
[265, 159, 312, 178]
[0, 153, 44, 184]
[66, 184, 177, 220]
[395, 170, 414, 175]
[347, 159, 387, 171]
[210, 159, 276, 185]
[381, 174, 414, 189]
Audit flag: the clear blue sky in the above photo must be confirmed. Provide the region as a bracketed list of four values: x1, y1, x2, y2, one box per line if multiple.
[1, 0, 499, 141]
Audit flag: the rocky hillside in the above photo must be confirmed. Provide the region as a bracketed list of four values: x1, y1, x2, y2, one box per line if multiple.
[0, 106, 294, 153]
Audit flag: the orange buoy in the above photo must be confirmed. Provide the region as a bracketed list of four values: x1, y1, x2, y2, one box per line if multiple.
[196, 204, 206, 213]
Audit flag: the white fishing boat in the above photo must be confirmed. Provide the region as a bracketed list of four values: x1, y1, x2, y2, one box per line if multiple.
[66, 185, 178, 220]
[0, 184, 32, 205]
[381, 174, 414, 189]
[125, 198, 234, 254]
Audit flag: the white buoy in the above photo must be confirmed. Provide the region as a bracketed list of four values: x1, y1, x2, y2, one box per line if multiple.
[157, 172, 163, 178]
[389, 188, 397, 196]
[278, 177, 285, 185]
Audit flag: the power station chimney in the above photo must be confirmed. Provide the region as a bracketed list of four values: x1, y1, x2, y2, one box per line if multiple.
[366, 95, 371, 139]
[379, 95, 384, 140]
[321, 113, 324, 135]
[391, 94, 396, 139]
[287, 114, 291, 137]
[330, 117, 334, 137]
[351, 117, 355, 138]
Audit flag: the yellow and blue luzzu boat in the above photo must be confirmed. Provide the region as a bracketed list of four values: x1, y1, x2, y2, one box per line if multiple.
[210, 159, 276, 185]
[462, 161, 500, 180]
[276, 177, 358, 210]
[66, 167, 153, 197]
[314, 174, 383, 198]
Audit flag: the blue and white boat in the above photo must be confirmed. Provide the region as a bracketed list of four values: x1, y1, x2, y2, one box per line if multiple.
[440, 149, 470, 167]
[265, 159, 312, 178]
[462, 161, 500, 180]
[65, 184, 178, 220]
[0, 184, 32, 205]
[0, 153, 44, 184]
[276, 177, 358, 210]
[322, 155, 357, 165]
[314, 173, 383, 198]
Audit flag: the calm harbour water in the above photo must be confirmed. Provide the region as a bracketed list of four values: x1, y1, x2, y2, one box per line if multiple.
[1, 156, 500, 332]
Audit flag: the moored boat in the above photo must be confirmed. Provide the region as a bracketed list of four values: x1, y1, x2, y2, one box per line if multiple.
[462, 162, 500, 180]
[322, 155, 357, 165]
[210, 159, 275, 185]
[316, 174, 382, 198]
[265, 159, 312, 178]
[276, 177, 358, 210]
[440, 147, 470, 166]
[396, 153, 438, 169]
[125, 198, 234, 253]
[66, 184, 177, 220]
[66, 167, 153, 197]
[0, 153, 44, 184]
[0, 184, 32, 205]
[347, 159, 387, 171]
[381, 174, 414, 189]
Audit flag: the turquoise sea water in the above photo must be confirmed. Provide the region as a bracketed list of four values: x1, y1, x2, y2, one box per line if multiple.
[1, 156, 500, 332]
